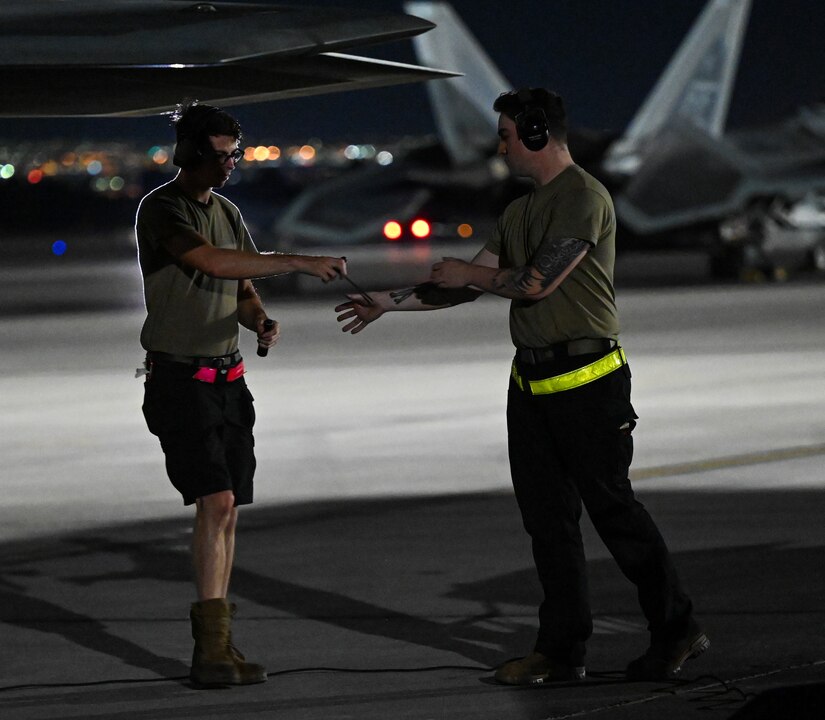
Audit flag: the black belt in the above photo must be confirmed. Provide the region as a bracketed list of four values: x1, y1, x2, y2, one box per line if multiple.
[517, 339, 616, 365]
[146, 350, 242, 368]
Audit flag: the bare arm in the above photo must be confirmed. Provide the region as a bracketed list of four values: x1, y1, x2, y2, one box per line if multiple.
[237, 279, 281, 351]
[430, 237, 590, 301]
[387, 248, 498, 310]
[163, 226, 345, 281]
[335, 248, 497, 334]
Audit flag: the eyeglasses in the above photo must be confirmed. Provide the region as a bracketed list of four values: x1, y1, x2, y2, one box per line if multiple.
[206, 148, 243, 164]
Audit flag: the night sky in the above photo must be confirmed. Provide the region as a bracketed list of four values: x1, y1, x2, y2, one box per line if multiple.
[2, 0, 823, 144]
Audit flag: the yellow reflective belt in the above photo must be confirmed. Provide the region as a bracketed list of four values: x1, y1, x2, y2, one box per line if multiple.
[512, 347, 627, 395]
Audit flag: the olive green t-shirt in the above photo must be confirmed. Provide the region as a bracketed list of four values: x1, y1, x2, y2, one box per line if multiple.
[484, 164, 619, 348]
[136, 180, 255, 356]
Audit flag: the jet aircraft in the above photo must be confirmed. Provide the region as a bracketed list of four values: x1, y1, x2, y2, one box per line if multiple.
[600, 0, 825, 277]
[272, 0, 825, 282]
[266, 1, 738, 257]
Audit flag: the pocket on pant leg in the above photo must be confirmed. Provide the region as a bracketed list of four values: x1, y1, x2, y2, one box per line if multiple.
[226, 384, 255, 431]
[593, 372, 639, 496]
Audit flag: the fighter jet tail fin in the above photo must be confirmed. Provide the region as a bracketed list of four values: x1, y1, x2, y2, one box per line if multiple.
[605, 0, 752, 175]
[404, 2, 511, 166]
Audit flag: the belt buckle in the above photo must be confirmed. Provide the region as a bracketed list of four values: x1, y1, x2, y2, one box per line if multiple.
[214, 352, 240, 369]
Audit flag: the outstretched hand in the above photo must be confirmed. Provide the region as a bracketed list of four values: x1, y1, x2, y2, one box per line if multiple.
[335, 295, 385, 334]
[305, 256, 347, 283]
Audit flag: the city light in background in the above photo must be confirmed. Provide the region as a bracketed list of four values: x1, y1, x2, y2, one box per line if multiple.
[0, 134, 479, 246]
[0, 137, 406, 198]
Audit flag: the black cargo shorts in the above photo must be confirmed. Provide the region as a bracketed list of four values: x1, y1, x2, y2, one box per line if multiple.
[142, 361, 256, 505]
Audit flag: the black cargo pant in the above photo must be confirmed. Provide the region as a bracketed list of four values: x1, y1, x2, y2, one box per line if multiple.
[506, 351, 693, 666]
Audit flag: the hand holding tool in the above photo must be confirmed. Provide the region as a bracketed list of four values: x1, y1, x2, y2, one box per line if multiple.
[257, 318, 275, 357]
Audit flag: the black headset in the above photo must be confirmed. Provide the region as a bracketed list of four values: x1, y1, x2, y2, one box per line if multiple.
[514, 88, 550, 152]
[172, 105, 223, 169]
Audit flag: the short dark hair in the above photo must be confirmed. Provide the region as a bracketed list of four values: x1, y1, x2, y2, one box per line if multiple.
[493, 88, 567, 142]
[171, 101, 243, 169]
[172, 100, 242, 145]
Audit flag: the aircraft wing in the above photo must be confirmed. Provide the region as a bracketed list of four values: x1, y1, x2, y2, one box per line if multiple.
[0, 0, 458, 117]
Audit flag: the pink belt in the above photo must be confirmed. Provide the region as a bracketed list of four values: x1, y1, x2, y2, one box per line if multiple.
[193, 361, 246, 384]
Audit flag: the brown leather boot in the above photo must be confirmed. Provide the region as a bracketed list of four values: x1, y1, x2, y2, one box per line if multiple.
[228, 602, 247, 661]
[227, 602, 268, 683]
[190, 599, 266, 687]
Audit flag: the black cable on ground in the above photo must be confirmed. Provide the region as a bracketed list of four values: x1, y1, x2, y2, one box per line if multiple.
[0, 664, 494, 693]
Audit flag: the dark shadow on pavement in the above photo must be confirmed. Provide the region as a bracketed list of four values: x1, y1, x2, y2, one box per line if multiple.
[1, 490, 824, 720]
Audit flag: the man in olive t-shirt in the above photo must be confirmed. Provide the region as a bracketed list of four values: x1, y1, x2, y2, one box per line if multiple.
[136, 102, 346, 688]
[138, 180, 257, 356]
[335, 88, 707, 684]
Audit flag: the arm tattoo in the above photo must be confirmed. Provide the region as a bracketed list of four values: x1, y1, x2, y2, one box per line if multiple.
[534, 237, 591, 288]
[512, 266, 543, 293]
[390, 287, 416, 305]
[390, 282, 482, 307]
[495, 237, 590, 295]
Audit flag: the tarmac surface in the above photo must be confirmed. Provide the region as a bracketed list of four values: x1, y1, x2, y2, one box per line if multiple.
[1, 489, 823, 719]
[1, 262, 824, 719]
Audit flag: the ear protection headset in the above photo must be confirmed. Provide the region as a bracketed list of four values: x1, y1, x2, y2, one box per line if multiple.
[173, 105, 223, 169]
[514, 88, 550, 152]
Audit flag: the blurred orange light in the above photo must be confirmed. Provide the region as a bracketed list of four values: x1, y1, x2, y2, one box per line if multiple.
[244, 146, 256, 162]
[383, 221, 403, 241]
[298, 145, 316, 162]
[268, 145, 281, 161]
[410, 219, 431, 239]
[27, 169, 44, 184]
[457, 223, 473, 238]
[253, 146, 269, 162]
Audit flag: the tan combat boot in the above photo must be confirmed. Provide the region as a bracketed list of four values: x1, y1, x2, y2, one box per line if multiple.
[190, 598, 266, 687]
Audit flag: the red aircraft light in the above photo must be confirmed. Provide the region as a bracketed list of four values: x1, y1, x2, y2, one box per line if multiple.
[383, 220, 402, 240]
[410, 218, 431, 239]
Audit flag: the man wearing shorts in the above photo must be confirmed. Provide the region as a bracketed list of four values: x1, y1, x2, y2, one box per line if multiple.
[137, 101, 345, 687]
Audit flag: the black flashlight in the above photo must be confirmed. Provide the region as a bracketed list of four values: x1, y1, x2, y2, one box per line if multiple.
[257, 318, 275, 357]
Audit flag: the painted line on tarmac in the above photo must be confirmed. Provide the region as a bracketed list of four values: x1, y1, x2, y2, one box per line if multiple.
[633, 443, 825, 481]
